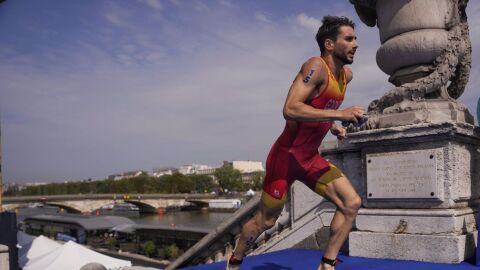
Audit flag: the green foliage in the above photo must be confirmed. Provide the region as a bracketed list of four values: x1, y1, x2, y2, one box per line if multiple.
[159, 173, 195, 193]
[249, 171, 265, 191]
[106, 237, 118, 248]
[4, 172, 220, 196]
[190, 174, 215, 192]
[143, 240, 156, 257]
[2, 185, 19, 196]
[43, 226, 59, 237]
[163, 243, 179, 259]
[214, 166, 243, 192]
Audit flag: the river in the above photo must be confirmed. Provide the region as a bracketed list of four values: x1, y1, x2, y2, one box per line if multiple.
[132, 211, 232, 230]
[15, 206, 233, 231]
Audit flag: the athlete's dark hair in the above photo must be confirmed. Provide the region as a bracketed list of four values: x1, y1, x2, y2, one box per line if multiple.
[316, 16, 355, 53]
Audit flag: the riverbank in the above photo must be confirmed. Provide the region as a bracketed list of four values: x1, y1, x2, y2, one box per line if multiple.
[14, 205, 233, 265]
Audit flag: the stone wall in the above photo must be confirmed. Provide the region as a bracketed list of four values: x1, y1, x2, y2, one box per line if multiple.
[321, 122, 480, 263]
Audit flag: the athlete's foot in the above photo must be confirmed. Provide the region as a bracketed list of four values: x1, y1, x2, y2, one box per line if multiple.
[317, 257, 341, 270]
[226, 254, 243, 270]
[317, 263, 335, 270]
[226, 264, 241, 270]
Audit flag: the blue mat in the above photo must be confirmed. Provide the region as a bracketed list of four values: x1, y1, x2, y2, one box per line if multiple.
[180, 249, 479, 270]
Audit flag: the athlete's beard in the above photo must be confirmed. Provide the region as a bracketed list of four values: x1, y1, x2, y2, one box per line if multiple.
[334, 50, 353, 65]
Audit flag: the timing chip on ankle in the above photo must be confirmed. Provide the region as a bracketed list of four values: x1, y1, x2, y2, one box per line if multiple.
[321, 256, 343, 266]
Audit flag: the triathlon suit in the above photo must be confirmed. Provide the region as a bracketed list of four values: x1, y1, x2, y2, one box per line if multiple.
[262, 58, 348, 209]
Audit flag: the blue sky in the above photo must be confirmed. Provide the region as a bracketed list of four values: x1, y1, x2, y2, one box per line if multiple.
[1, 0, 479, 183]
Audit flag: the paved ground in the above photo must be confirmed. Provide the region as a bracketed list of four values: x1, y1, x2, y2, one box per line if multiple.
[180, 249, 480, 270]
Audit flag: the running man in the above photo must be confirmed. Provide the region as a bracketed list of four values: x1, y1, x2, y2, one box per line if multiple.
[227, 16, 364, 270]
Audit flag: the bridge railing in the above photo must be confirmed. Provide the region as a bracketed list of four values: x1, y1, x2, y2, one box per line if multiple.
[165, 193, 261, 269]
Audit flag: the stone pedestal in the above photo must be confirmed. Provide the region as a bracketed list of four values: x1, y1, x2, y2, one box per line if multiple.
[320, 122, 480, 263]
[350, 208, 478, 263]
[376, 99, 474, 129]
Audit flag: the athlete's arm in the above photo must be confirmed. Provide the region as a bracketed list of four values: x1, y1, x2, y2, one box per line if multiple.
[283, 58, 363, 122]
[283, 58, 338, 122]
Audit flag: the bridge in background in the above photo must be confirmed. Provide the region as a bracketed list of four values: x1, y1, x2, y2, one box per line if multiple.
[2, 193, 219, 214]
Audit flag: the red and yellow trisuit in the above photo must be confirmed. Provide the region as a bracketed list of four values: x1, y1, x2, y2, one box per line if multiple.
[262, 58, 348, 208]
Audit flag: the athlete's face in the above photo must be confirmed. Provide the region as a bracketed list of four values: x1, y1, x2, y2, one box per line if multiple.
[332, 26, 358, 64]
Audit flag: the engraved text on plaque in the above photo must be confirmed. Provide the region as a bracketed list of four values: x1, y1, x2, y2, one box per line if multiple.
[366, 150, 438, 199]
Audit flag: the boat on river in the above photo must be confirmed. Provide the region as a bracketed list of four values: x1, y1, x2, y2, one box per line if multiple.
[100, 202, 139, 212]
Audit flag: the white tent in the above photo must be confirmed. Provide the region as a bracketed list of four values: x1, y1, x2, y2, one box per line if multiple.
[18, 235, 62, 268]
[17, 231, 35, 247]
[23, 241, 131, 270]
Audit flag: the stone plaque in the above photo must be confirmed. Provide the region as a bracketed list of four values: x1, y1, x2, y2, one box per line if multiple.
[366, 150, 438, 199]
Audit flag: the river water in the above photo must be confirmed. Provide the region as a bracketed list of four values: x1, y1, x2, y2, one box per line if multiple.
[132, 211, 232, 230]
[15, 206, 233, 231]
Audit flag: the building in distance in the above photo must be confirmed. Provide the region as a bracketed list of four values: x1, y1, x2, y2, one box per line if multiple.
[152, 164, 216, 178]
[108, 170, 147, 181]
[224, 160, 265, 173]
[151, 167, 177, 178]
[178, 164, 216, 176]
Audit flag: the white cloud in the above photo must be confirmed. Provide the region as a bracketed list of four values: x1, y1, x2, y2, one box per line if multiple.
[144, 51, 166, 62]
[296, 13, 321, 33]
[140, 0, 163, 10]
[168, 0, 181, 5]
[194, 0, 210, 12]
[103, 3, 132, 27]
[105, 12, 124, 26]
[121, 44, 139, 53]
[217, 0, 234, 8]
[1, 6, 317, 182]
[255, 12, 270, 23]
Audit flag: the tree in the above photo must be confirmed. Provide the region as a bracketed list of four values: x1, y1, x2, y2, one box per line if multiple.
[249, 171, 265, 191]
[160, 173, 194, 193]
[4, 173, 205, 196]
[106, 237, 118, 250]
[214, 166, 243, 192]
[143, 240, 156, 257]
[163, 243, 179, 259]
[189, 174, 216, 193]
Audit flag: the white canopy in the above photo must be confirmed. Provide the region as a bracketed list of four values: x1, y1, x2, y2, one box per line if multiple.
[17, 231, 35, 247]
[18, 235, 62, 268]
[23, 240, 131, 270]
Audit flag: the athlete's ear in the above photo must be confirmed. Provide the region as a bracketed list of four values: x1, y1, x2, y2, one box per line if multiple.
[324, 38, 334, 51]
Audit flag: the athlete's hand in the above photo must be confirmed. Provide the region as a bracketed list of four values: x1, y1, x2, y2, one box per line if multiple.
[339, 106, 365, 123]
[330, 125, 346, 140]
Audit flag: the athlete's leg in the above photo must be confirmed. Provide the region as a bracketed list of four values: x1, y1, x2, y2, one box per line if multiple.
[227, 192, 285, 270]
[314, 170, 361, 270]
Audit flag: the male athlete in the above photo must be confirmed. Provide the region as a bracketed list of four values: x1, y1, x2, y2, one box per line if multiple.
[227, 16, 364, 270]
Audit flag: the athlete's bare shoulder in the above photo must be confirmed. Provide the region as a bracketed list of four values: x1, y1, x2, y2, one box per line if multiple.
[303, 57, 327, 72]
[305, 56, 324, 65]
[344, 66, 353, 83]
[299, 57, 328, 84]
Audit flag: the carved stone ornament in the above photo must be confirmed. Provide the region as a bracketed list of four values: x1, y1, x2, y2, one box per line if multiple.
[349, 0, 473, 130]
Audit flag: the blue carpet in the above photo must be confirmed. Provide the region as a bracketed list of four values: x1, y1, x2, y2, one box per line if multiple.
[180, 249, 479, 270]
